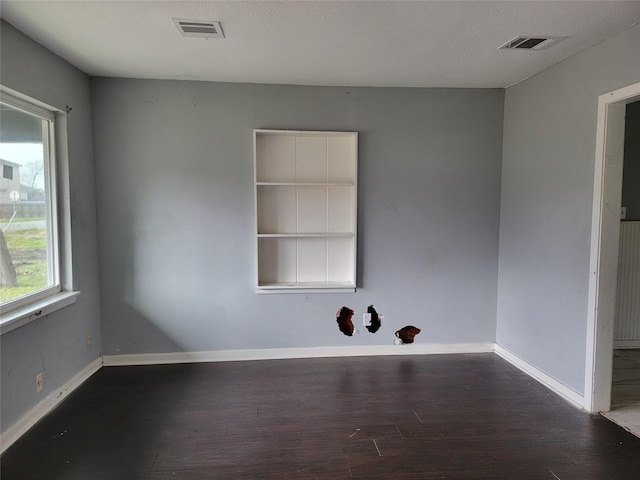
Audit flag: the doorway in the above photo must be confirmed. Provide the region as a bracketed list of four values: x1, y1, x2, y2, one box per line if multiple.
[586, 82, 640, 426]
[602, 100, 640, 437]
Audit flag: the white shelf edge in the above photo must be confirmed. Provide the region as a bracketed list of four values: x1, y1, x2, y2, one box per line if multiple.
[256, 182, 355, 186]
[257, 233, 355, 238]
[256, 284, 356, 294]
[254, 129, 358, 136]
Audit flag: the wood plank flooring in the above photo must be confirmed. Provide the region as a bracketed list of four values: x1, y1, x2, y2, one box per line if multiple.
[2, 353, 640, 479]
[611, 349, 640, 409]
[603, 349, 640, 437]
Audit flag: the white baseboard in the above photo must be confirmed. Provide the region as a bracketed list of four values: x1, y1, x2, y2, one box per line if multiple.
[0, 357, 102, 455]
[102, 342, 496, 366]
[494, 344, 585, 410]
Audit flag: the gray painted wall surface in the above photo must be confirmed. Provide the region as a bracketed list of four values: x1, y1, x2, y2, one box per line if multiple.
[497, 23, 640, 394]
[92, 79, 504, 354]
[0, 21, 101, 432]
[622, 101, 640, 220]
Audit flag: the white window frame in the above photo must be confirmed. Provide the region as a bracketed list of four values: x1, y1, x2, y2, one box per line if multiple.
[0, 88, 78, 334]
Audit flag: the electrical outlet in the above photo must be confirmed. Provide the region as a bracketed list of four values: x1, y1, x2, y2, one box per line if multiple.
[35, 372, 43, 393]
[86, 332, 92, 348]
[363, 313, 372, 326]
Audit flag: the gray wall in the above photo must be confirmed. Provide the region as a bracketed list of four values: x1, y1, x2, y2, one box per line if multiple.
[497, 23, 640, 394]
[622, 101, 640, 220]
[91, 79, 504, 354]
[0, 21, 101, 432]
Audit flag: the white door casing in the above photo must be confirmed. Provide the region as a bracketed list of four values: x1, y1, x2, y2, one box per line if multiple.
[586, 81, 640, 413]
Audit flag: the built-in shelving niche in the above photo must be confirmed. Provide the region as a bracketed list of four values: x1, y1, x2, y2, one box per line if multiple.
[254, 130, 357, 293]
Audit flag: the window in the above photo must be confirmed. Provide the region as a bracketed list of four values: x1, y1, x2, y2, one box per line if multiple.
[0, 91, 61, 315]
[3, 164, 13, 180]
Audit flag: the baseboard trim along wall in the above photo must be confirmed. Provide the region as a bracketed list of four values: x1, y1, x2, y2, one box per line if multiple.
[0, 357, 102, 455]
[4, 342, 590, 454]
[101, 343, 496, 366]
[494, 344, 585, 410]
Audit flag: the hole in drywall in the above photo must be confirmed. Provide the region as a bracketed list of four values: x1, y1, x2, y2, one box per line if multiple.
[395, 326, 421, 344]
[336, 307, 355, 336]
[365, 305, 382, 333]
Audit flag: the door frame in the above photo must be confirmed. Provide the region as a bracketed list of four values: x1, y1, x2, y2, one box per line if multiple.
[585, 81, 640, 414]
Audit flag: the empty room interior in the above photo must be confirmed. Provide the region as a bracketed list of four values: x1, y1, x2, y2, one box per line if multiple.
[1, 1, 640, 478]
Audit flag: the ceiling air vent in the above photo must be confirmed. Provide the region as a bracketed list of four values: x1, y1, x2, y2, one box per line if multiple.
[173, 19, 224, 39]
[499, 36, 566, 50]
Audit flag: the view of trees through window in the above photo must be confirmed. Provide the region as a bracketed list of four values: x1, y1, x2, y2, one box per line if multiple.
[0, 100, 57, 307]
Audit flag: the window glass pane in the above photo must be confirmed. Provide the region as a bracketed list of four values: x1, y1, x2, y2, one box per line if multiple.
[0, 102, 57, 305]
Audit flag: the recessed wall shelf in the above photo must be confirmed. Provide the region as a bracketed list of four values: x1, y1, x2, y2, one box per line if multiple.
[254, 129, 358, 293]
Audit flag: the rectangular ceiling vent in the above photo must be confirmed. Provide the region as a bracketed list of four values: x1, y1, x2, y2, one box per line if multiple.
[499, 36, 566, 50]
[173, 19, 224, 39]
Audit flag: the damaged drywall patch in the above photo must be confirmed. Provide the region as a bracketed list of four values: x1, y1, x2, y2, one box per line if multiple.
[394, 326, 421, 344]
[336, 306, 355, 336]
[364, 305, 382, 333]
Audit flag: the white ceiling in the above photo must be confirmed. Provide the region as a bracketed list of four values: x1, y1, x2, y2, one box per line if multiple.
[2, 1, 640, 89]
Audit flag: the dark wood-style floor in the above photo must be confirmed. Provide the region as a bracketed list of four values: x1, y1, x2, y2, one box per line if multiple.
[2, 353, 639, 479]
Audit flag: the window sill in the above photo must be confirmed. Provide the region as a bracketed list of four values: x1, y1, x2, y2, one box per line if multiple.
[0, 291, 80, 335]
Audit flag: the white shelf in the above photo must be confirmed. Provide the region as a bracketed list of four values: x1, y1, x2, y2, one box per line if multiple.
[257, 182, 355, 186]
[257, 233, 355, 238]
[254, 129, 357, 292]
[256, 281, 356, 295]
